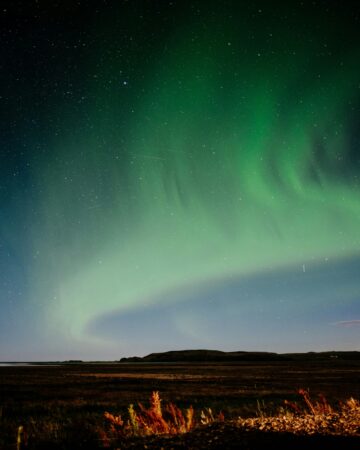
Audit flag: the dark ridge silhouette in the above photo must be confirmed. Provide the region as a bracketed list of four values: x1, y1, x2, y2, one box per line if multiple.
[119, 349, 360, 363]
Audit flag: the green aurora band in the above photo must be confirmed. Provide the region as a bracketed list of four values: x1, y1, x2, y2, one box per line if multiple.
[29, 11, 360, 348]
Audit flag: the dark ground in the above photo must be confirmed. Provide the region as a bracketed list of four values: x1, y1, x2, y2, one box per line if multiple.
[0, 360, 359, 449]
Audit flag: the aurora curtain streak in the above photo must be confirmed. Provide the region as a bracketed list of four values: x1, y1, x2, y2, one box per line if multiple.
[5, 2, 358, 358]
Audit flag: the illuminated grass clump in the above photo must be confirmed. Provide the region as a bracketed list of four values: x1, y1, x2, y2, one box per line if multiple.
[237, 390, 360, 436]
[103, 391, 223, 440]
[103, 390, 359, 442]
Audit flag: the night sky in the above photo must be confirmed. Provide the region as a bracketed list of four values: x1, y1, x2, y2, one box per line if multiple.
[1, 1, 360, 361]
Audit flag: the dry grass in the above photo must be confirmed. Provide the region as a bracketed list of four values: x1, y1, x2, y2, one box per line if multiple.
[103, 391, 224, 442]
[77, 372, 226, 380]
[3, 362, 359, 448]
[10, 390, 360, 449]
[237, 389, 360, 436]
[103, 389, 360, 447]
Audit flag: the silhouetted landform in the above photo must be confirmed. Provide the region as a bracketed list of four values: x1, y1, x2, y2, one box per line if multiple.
[120, 349, 360, 363]
[63, 360, 84, 364]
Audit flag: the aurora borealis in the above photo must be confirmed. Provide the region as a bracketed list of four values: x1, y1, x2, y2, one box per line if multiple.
[1, 1, 360, 360]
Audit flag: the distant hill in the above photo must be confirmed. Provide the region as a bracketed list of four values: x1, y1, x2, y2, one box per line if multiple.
[119, 349, 360, 363]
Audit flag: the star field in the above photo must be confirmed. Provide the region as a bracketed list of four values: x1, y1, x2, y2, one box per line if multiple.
[1, 1, 360, 360]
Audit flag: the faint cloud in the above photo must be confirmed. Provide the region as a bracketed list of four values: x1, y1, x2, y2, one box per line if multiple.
[333, 320, 360, 327]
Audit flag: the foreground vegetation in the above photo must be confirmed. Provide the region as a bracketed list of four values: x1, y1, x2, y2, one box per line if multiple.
[237, 389, 359, 436]
[102, 391, 224, 441]
[1, 361, 359, 449]
[12, 390, 360, 448]
[101, 390, 359, 443]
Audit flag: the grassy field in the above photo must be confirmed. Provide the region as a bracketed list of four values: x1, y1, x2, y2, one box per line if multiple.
[0, 360, 359, 448]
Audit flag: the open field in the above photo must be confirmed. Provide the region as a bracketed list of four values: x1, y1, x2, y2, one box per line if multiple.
[0, 360, 359, 449]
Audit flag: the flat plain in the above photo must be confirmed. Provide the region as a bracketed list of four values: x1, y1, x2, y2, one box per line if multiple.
[0, 359, 359, 449]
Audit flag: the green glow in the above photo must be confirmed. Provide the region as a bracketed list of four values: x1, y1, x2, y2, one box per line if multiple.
[29, 16, 360, 344]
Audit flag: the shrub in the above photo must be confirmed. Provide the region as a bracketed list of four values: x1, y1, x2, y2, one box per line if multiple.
[103, 391, 223, 440]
